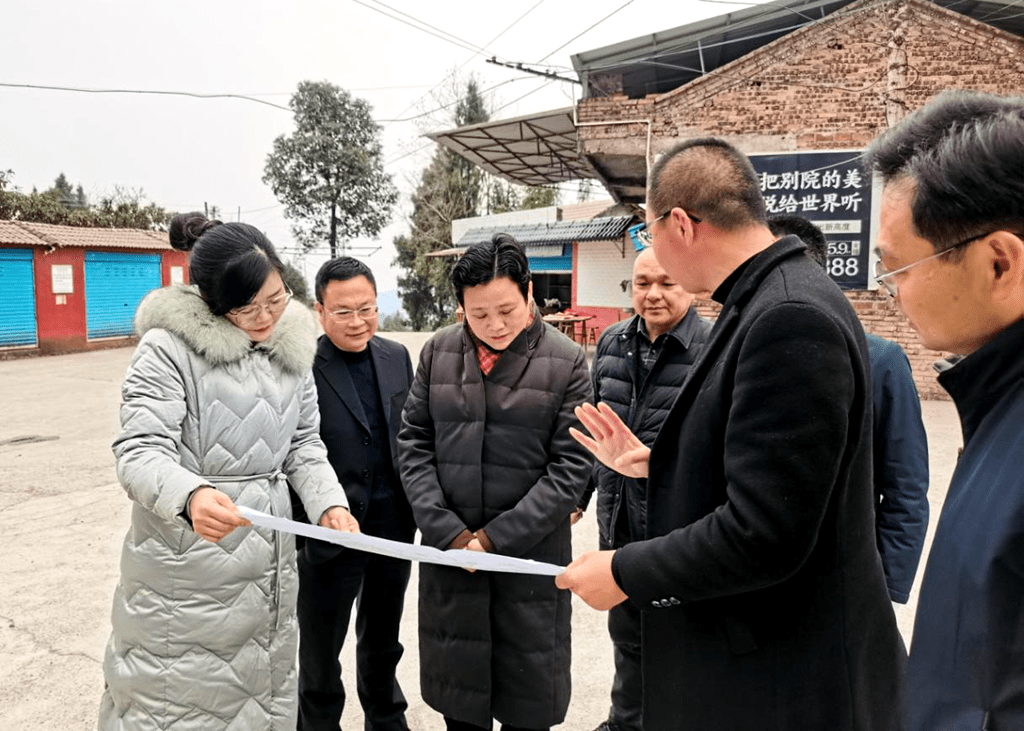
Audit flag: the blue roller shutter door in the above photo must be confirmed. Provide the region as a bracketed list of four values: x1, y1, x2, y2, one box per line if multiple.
[528, 243, 573, 272]
[85, 251, 161, 338]
[0, 249, 38, 347]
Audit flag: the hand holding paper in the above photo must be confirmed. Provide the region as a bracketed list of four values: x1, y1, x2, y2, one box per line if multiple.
[555, 549, 628, 610]
[319, 505, 360, 533]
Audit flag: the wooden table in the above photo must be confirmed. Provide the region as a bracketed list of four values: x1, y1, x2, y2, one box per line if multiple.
[542, 314, 595, 348]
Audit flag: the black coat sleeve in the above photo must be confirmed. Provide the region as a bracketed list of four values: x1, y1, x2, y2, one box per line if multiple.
[481, 347, 595, 556]
[396, 338, 470, 549]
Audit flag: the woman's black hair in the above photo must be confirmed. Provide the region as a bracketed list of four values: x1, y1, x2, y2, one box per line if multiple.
[451, 233, 531, 305]
[169, 212, 284, 315]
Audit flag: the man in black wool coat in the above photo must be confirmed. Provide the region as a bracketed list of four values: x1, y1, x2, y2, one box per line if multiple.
[558, 137, 905, 731]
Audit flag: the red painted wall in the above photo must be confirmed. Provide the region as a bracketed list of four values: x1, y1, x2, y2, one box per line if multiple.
[33, 248, 86, 348]
[22, 247, 189, 355]
[162, 251, 189, 286]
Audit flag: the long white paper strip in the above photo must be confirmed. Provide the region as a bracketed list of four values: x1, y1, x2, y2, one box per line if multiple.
[238, 507, 565, 576]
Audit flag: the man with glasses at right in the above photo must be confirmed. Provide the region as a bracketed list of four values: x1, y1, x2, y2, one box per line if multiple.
[865, 90, 1024, 731]
[295, 257, 417, 731]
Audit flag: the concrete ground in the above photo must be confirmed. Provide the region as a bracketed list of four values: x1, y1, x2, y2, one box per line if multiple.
[0, 331, 959, 731]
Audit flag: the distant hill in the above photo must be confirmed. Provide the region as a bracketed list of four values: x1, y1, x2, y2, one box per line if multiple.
[377, 288, 403, 316]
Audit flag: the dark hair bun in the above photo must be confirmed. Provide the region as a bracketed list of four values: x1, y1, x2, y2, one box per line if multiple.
[169, 212, 223, 252]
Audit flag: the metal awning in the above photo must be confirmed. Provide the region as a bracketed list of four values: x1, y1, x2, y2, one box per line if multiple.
[427, 107, 597, 187]
[455, 215, 634, 248]
[431, 0, 1024, 205]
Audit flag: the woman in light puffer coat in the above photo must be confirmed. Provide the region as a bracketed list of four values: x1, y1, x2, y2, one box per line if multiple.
[98, 213, 358, 731]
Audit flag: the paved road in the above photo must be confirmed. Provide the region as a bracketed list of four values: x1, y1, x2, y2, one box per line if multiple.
[0, 333, 959, 730]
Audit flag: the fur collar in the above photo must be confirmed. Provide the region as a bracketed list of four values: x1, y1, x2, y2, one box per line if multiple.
[134, 285, 318, 375]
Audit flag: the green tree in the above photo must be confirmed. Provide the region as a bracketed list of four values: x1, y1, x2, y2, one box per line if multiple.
[47, 172, 89, 209]
[0, 174, 170, 229]
[379, 311, 410, 332]
[485, 178, 521, 215]
[263, 81, 398, 258]
[393, 79, 489, 330]
[280, 261, 311, 305]
[520, 185, 558, 210]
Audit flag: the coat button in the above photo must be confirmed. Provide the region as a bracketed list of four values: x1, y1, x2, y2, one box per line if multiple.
[363, 436, 370, 445]
[362, 469, 371, 478]
[669, 597, 681, 606]
[651, 600, 661, 608]
[660, 599, 672, 608]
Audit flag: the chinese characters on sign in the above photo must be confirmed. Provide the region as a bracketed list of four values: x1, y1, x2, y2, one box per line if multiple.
[750, 151, 871, 289]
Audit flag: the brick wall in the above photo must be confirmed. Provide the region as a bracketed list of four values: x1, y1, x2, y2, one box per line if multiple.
[577, 0, 1023, 398]
[578, 1, 1024, 149]
[693, 290, 950, 400]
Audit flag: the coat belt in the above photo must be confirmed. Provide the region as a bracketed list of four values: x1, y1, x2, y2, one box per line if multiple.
[200, 469, 288, 629]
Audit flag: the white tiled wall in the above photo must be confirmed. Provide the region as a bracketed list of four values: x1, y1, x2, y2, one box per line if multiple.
[576, 238, 637, 308]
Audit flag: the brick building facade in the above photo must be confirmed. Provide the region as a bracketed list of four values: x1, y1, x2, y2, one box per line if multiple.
[574, 0, 1024, 398]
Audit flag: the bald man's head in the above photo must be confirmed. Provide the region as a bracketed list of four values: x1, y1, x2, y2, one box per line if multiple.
[632, 247, 695, 339]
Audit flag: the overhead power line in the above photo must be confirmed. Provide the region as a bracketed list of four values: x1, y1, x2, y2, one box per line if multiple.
[375, 76, 534, 123]
[379, 0, 550, 126]
[350, 0, 495, 57]
[536, 0, 638, 63]
[0, 82, 292, 111]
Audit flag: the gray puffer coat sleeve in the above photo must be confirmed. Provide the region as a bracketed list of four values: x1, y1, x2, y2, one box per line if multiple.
[113, 330, 210, 524]
[284, 368, 348, 523]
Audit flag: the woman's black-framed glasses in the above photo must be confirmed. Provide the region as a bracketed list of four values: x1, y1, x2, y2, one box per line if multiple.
[627, 210, 702, 250]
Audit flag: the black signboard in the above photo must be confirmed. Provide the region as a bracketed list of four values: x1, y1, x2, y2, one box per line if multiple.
[749, 150, 871, 290]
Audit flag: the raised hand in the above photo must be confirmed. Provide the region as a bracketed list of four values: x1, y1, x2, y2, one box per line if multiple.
[569, 402, 650, 478]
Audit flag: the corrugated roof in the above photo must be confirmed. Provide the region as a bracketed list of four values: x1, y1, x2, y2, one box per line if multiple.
[455, 215, 634, 248]
[0, 220, 171, 250]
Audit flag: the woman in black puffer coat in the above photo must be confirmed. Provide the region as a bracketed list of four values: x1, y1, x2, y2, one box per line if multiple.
[398, 234, 593, 731]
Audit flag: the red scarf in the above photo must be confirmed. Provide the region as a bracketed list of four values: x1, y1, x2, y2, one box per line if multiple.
[471, 311, 535, 377]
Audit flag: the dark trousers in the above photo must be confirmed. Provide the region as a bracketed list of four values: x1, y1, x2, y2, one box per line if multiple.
[606, 497, 643, 731]
[297, 502, 413, 731]
[443, 716, 548, 731]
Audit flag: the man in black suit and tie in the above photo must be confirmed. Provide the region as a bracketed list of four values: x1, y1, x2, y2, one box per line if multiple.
[296, 257, 416, 731]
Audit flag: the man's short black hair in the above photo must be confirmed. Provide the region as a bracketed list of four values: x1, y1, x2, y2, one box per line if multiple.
[863, 90, 1024, 252]
[768, 214, 827, 269]
[451, 233, 531, 306]
[314, 257, 377, 303]
[648, 137, 767, 230]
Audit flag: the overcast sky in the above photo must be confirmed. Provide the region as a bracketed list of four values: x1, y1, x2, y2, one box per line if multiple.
[2, 0, 758, 292]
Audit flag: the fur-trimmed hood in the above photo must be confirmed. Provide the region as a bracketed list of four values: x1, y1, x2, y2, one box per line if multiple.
[134, 284, 318, 374]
